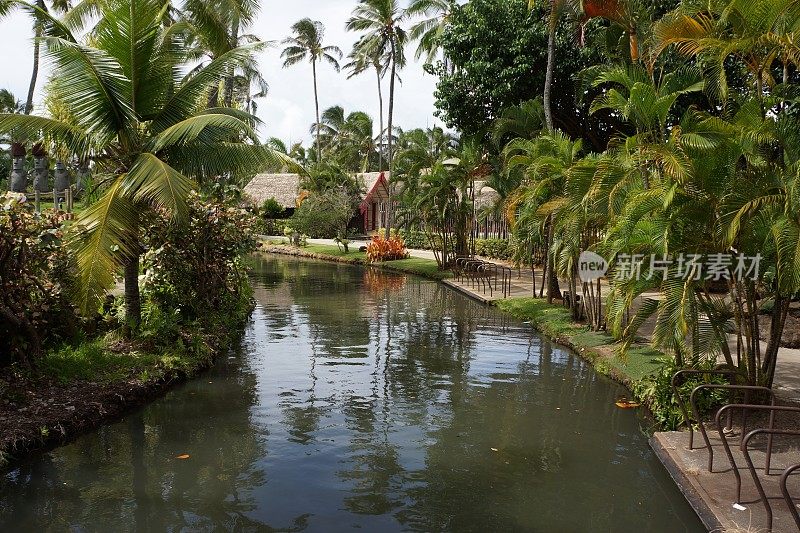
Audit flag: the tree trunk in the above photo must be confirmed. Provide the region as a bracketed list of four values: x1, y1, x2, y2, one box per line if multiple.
[223, 69, 235, 108]
[376, 65, 384, 172]
[224, 21, 239, 108]
[25, 1, 46, 115]
[763, 295, 790, 388]
[386, 40, 397, 234]
[313, 59, 321, 163]
[629, 30, 639, 62]
[207, 84, 219, 108]
[124, 255, 142, 336]
[544, 216, 561, 303]
[543, 16, 556, 132]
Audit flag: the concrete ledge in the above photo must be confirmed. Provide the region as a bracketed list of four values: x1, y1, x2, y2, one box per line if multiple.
[442, 279, 494, 304]
[651, 433, 723, 531]
[650, 431, 800, 532]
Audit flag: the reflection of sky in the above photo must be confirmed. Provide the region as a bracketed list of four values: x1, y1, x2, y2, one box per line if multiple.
[0, 257, 703, 532]
[239, 257, 702, 532]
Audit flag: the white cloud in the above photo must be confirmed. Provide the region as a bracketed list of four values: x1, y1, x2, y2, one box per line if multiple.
[0, 0, 443, 145]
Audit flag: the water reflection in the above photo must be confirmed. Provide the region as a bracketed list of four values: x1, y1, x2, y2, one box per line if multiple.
[0, 256, 702, 532]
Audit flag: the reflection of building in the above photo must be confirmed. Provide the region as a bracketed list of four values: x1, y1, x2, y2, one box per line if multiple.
[243, 173, 302, 215]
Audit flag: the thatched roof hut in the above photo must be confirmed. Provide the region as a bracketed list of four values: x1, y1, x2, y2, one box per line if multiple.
[473, 181, 501, 211]
[243, 173, 302, 208]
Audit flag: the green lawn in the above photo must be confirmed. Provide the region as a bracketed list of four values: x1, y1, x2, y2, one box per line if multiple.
[40, 337, 213, 385]
[260, 241, 451, 280]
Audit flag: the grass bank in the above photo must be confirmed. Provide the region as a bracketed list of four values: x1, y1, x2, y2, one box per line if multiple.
[495, 298, 666, 385]
[260, 241, 451, 280]
[0, 309, 249, 467]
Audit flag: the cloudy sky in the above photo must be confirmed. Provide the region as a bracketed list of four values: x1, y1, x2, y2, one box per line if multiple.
[0, 0, 443, 146]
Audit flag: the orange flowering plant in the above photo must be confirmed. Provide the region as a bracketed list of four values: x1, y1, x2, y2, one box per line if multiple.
[365, 234, 409, 263]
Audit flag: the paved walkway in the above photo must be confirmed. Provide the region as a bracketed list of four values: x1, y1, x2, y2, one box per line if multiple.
[652, 430, 800, 531]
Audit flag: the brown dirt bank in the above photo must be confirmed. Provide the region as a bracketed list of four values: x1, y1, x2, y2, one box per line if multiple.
[0, 356, 216, 468]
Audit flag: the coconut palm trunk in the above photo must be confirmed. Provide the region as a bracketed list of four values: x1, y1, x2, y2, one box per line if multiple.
[312, 59, 322, 161]
[24, 0, 46, 115]
[376, 64, 384, 171]
[386, 42, 396, 233]
[543, 19, 556, 131]
[124, 254, 141, 335]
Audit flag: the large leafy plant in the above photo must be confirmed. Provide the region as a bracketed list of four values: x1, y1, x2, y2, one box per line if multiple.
[0, 0, 287, 331]
[141, 193, 257, 325]
[0, 193, 77, 367]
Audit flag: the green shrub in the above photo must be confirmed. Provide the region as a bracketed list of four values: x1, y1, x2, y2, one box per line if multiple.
[398, 229, 431, 250]
[142, 193, 256, 329]
[291, 188, 357, 240]
[632, 358, 730, 430]
[0, 193, 79, 367]
[260, 197, 285, 219]
[475, 238, 514, 260]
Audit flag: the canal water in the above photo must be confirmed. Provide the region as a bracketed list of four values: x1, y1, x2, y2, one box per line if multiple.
[0, 256, 703, 531]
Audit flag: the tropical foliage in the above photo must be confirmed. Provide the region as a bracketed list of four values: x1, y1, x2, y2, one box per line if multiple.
[0, 193, 76, 368]
[487, 0, 800, 387]
[366, 233, 409, 262]
[142, 193, 256, 324]
[0, 0, 285, 332]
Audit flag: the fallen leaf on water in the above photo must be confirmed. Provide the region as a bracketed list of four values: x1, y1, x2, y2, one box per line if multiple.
[615, 398, 641, 409]
[176, 454, 190, 459]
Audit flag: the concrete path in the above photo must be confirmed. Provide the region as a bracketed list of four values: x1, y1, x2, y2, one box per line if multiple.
[652, 430, 800, 532]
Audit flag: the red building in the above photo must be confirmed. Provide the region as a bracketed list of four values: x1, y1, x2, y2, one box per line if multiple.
[357, 172, 392, 233]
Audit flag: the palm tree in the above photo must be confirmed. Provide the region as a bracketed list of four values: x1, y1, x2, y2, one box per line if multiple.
[653, 0, 800, 110]
[183, 0, 269, 110]
[314, 105, 346, 149]
[282, 19, 343, 162]
[0, 89, 24, 114]
[407, 0, 454, 65]
[312, 105, 378, 171]
[1, 0, 286, 331]
[22, 0, 71, 114]
[345, 36, 388, 170]
[346, 0, 407, 233]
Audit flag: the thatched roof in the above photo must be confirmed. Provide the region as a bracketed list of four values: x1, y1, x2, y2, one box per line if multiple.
[461, 180, 501, 210]
[355, 171, 390, 199]
[243, 173, 301, 208]
[475, 184, 501, 210]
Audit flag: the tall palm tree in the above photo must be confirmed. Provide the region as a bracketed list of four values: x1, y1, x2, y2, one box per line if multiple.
[345, 35, 388, 170]
[23, 0, 71, 114]
[1, 0, 286, 331]
[183, 0, 269, 110]
[282, 19, 343, 162]
[346, 0, 407, 233]
[407, 0, 453, 65]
